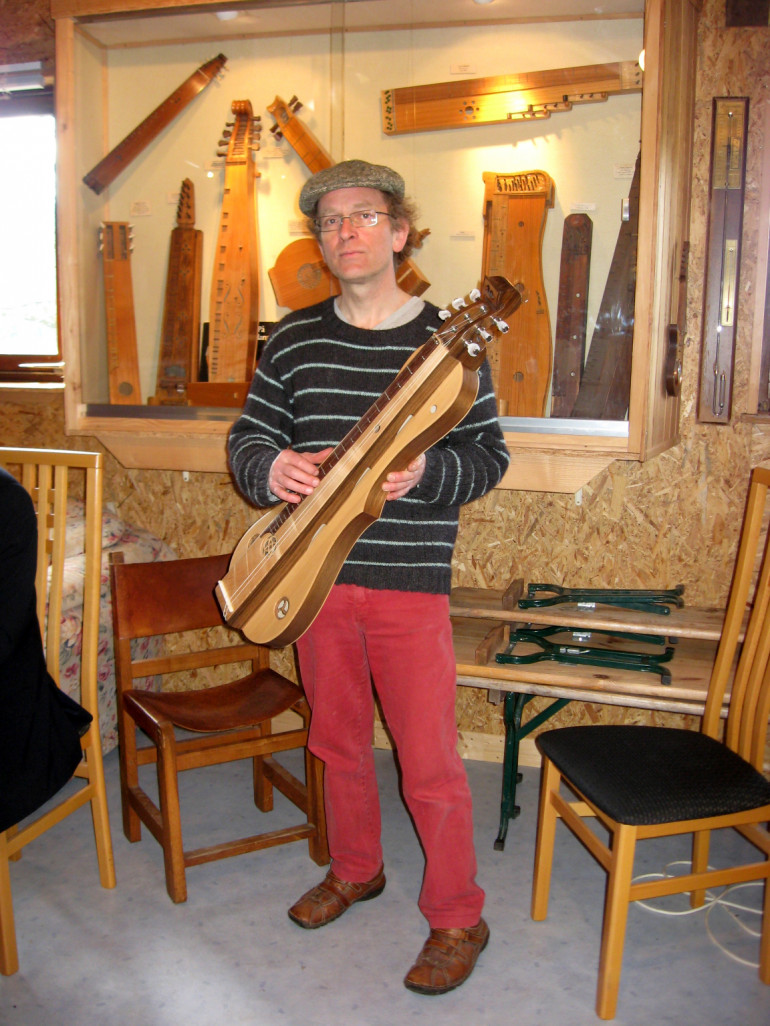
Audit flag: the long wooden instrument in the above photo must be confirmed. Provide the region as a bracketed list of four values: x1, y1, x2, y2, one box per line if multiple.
[150, 179, 203, 405]
[267, 95, 431, 307]
[216, 275, 525, 647]
[100, 222, 141, 404]
[572, 152, 640, 419]
[550, 213, 592, 418]
[381, 61, 642, 135]
[83, 54, 227, 195]
[206, 100, 261, 385]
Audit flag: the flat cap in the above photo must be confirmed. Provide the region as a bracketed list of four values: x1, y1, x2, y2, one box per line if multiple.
[299, 159, 405, 217]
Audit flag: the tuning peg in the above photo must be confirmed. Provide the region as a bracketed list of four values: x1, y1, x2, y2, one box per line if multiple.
[451, 297, 467, 310]
[289, 95, 302, 112]
[253, 115, 262, 125]
[225, 119, 234, 127]
[477, 327, 493, 342]
[216, 147, 228, 157]
[220, 128, 232, 140]
[438, 309, 451, 320]
[465, 340, 481, 357]
[469, 288, 481, 302]
[492, 317, 510, 334]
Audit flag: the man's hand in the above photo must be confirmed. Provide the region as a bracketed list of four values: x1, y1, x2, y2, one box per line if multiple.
[382, 453, 426, 501]
[269, 447, 334, 503]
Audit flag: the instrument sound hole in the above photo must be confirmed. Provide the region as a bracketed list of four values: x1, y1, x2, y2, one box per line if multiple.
[262, 535, 277, 556]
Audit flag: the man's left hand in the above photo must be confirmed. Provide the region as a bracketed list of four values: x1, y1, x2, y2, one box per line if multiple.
[382, 453, 426, 501]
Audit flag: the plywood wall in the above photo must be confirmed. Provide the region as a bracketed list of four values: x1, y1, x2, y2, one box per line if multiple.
[2, 0, 769, 746]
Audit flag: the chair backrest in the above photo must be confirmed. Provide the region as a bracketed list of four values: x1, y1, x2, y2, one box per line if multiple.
[703, 463, 770, 771]
[0, 447, 103, 710]
[110, 552, 270, 686]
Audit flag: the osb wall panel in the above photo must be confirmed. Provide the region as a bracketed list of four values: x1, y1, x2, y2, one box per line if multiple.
[2, 0, 769, 745]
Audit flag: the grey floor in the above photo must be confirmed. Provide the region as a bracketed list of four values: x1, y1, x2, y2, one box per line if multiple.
[3, 746, 768, 1026]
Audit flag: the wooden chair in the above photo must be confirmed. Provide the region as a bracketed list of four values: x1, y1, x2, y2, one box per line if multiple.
[0, 448, 115, 977]
[110, 551, 328, 903]
[531, 462, 770, 1020]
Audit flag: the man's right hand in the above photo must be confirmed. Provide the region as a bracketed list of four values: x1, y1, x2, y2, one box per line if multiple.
[268, 447, 334, 503]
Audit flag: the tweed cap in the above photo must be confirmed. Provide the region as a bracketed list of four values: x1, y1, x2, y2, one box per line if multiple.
[299, 159, 405, 217]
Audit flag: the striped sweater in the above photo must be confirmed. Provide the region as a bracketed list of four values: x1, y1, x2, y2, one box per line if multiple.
[228, 298, 510, 596]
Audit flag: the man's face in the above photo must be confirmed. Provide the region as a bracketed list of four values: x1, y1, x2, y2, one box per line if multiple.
[316, 186, 408, 286]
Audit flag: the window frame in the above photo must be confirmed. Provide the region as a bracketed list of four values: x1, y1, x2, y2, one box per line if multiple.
[0, 86, 63, 386]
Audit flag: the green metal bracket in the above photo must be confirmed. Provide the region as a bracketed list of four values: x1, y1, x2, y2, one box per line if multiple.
[518, 583, 685, 616]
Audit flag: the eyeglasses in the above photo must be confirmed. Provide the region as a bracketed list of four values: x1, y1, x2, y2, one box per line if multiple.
[314, 210, 391, 233]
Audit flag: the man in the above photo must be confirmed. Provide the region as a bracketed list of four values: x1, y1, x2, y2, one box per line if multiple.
[228, 159, 509, 994]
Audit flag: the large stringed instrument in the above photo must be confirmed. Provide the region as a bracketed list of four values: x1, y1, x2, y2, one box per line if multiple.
[216, 275, 525, 647]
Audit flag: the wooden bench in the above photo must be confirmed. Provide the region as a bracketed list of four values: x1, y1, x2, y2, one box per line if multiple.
[449, 584, 732, 849]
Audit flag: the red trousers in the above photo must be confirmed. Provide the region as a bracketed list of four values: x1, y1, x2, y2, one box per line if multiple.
[296, 583, 484, 929]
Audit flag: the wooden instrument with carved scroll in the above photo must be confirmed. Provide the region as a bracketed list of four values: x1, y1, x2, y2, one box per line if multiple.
[216, 275, 525, 647]
[481, 170, 553, 416]
[83, 54, 227, 195]
[100, 222, 141, 405]
[149, 178, 203, 405]
[206, 100, 261, 385]
[267, 95, 430, 308]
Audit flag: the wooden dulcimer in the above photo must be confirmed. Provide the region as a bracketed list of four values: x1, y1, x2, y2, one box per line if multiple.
[216, 275, 525, 647]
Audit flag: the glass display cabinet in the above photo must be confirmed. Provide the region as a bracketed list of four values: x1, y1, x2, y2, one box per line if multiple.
[50, 0, 698, 490]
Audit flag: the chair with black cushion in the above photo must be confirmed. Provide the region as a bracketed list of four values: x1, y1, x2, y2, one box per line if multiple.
[0, 448, 115, 976]
[531, 463, 770, 1020]
[110, 551, 328, 903]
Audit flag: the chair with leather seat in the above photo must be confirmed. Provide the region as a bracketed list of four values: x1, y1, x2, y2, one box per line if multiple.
[0, 447, 115, 976]
[531, 463, 770, 1020]
[110, 550, 328, 903]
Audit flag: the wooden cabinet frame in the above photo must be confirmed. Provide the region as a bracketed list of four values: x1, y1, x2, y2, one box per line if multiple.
[51, 0, 698, 491]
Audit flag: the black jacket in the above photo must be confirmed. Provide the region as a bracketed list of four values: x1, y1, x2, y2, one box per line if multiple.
[0, 467, 91, 833]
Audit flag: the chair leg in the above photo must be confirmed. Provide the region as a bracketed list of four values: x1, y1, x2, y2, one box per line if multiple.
[119, 707, 143, 843]
[305, 748, 329, 866]
[531, 756, 561, 921]
[596, 823, 637, 1021]
[760, 868, 770, 985]
[156, 725, 187, 904]
[690, 828, 712, 908]
[253, 724, 274, 813]
[0, 830, 19, 976]
[82, 735, 116, 889]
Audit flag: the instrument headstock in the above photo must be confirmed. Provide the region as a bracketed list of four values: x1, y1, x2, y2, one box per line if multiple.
[176, 178, 195, 228]
[437, 276, 527, 364]
[216, 100, 261, 164]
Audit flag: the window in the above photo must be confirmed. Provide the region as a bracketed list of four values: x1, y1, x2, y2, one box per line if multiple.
[0, 83, 62, 384]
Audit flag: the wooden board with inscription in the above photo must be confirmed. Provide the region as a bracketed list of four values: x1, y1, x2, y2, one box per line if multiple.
[481, 170, 554, 417]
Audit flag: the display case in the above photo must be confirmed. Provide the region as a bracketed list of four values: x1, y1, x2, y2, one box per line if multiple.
[51, 0, 698, 491]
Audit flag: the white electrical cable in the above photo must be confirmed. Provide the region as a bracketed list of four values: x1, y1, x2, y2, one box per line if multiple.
[632, 859, 762, 969]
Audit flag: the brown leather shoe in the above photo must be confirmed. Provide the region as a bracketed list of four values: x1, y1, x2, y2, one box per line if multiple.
[287, 866, 386, 929]
[404, 918, 489, 995]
